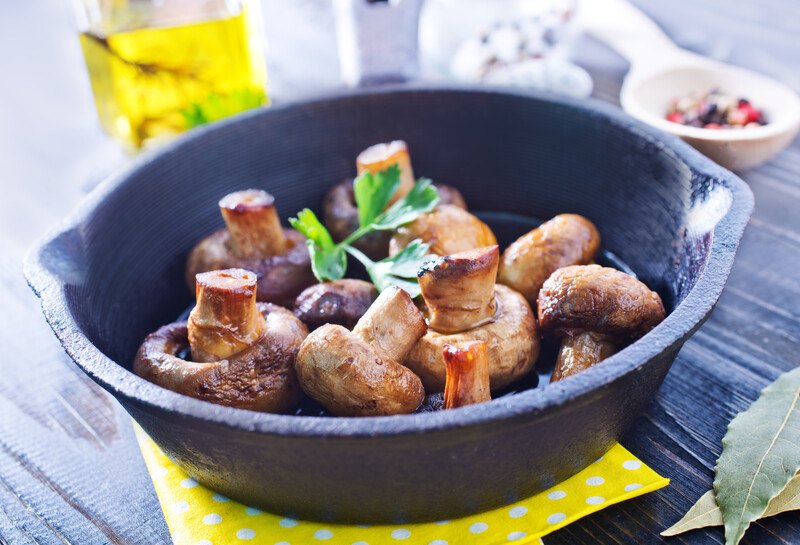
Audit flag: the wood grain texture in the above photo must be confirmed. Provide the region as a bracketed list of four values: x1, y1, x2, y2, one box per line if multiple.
[1, 0, 799, 543]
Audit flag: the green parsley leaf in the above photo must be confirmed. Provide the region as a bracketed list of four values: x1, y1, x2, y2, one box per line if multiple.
[371, 178, 439, 231]
[289, 209, 345, 281]
[290, 169, 440, 285]
[289, 208, 336, 249]
[346, 239, 434, 298]
[379, 239, 434, 278]
[308, 242, 347, 282]
[353, 164, 401, 229]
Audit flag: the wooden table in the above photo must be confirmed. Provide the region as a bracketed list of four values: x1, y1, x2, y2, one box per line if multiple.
[1, 0, 798, 543]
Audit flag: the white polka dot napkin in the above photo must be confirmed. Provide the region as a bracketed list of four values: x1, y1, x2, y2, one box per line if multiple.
[135, 424, 667, 545]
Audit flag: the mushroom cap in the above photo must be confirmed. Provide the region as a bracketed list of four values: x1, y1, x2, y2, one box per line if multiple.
[405, 284, 539, 392]
[498, 213, 600, 305]
[390, 204, 497, 257]
[323, 180, 468, 260]
[295, 324, 425, 417]
[186, 228, 315, 307]
[133, 303, 307, 412]
[435, 184, 467, 209]
[293, 279, 378, 331]
[537, 264, 666, 342]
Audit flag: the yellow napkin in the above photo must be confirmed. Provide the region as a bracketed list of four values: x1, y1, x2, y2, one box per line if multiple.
[135, 425, 667, 545]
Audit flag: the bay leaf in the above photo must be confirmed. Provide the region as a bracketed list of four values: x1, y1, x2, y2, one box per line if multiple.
[661, 490, 721, 536]
[661, 472, 800, 536]
[760, 473, 800, 516]
[714, 366, 800, 545]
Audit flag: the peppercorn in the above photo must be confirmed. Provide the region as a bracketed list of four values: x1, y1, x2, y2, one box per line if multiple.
[665, 89, 767, 129]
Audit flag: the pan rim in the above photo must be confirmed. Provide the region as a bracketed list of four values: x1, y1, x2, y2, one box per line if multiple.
[24, 83, 754, 439]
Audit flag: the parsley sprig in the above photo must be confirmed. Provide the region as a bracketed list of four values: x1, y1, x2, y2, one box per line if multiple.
[289, 166, 439, 296]
[346, 239, 435, 298]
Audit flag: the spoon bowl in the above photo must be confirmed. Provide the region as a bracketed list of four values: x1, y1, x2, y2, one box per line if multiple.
[584, 0, 800, 170]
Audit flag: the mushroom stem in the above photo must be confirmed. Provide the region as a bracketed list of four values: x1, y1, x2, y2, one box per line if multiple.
[418, 245, 500, 333]
[551, 332, 617, 382]
[219, 189, 287, 259]
[443, 341, 491, 409]
[188, 269, 266, 362]
[352, 286, 428, 363]
[357, 140, 415, 205]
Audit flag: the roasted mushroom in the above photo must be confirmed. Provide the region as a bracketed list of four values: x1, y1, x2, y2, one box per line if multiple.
[443, 341, 491, 409]
[186, 189, 315, 307]
[389, 204, 497, 257]
[498, 214, 601, 305]
[538, 264, 667, 382]
[295, 286, 428, 416]
[293, 279, 378, 331]
[405, 246, 539, 392]
[323, 140, 467, 259]
[134, 269, 307, 412]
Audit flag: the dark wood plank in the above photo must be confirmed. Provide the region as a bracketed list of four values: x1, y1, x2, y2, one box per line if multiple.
[1, 0, 799, 543]
[554, 2, 800, 541]
[0, 259, 171, 545]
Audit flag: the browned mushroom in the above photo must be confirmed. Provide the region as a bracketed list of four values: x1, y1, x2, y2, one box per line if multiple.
[133, 269, 307, 412]
[443, 341, 491, 409]
[293, 279, 378, 331]
[498, 214, 601, 305]
[405, 246, 540, 392]
[295, 287, 428, 416]
[186, 189, 315, 307]
[389, 205, 497, 258]
[538, 264, 667, 382]
[323, 140, 467, 259]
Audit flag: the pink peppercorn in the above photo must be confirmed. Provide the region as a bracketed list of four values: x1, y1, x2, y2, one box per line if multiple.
[665, 89, 767, 129]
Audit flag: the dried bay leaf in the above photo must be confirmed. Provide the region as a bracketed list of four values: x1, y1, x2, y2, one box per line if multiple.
[763, 473, 800, 514]
[661, 490, 721, 536]
[662, 473, 800, 536]
[714, 366, 800, 545]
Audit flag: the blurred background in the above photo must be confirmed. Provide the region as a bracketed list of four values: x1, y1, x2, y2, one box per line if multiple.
[2, 0, 798, 258]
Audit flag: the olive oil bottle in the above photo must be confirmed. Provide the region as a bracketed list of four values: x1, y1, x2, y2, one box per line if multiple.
[79, 3, 267, 149]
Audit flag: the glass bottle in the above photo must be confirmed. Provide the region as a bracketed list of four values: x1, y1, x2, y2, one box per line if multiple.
[72, 0, 268, 150]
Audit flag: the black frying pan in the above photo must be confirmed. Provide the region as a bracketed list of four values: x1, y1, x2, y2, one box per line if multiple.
[24, 86, 752, 523]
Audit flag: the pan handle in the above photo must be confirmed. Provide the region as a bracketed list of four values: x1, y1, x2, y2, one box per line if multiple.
[24, 227, 85, 301]
[333, 0, 425, 87]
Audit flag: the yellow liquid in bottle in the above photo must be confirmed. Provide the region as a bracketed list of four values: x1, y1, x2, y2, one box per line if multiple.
[79, 7, 267, 150]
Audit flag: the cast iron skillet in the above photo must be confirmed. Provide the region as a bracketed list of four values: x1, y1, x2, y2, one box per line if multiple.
[24, 86, 752, 524]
